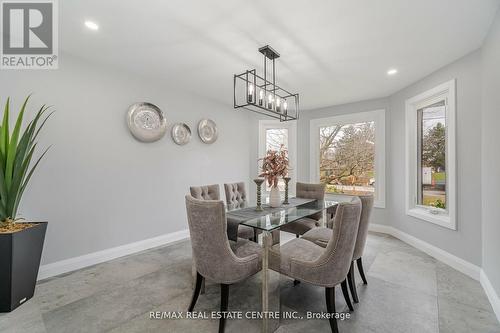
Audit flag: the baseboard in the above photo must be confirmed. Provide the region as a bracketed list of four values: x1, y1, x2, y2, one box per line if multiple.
[480, 269, 500, 322]
[37, 229, 190, 281]
[367, 223, 394, 235]
[369, 223, 481, 280]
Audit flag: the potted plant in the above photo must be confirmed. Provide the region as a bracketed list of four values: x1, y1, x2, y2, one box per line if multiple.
[259, 145, 289, 208]
[0, 96, 51, 312]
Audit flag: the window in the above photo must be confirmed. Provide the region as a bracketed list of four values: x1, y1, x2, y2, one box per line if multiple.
[320, 121, 375, 196]
[405, 80, 456, 229]
[259, 120, 297, 192]
[418, 101, 446, 208]
[310, 110, 386, 208]
[266, 128, 288, 152]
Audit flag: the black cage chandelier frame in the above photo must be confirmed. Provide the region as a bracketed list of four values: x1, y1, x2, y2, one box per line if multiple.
[233, 45, 299, 122]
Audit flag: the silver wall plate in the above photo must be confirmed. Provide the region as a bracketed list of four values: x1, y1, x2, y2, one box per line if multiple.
[126, 102, 167, 142]
[171, 123, 192, 145]
[197, 119, 218, 144]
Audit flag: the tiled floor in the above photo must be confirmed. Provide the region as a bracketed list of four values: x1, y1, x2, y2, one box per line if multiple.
[1, 232, 499, 333]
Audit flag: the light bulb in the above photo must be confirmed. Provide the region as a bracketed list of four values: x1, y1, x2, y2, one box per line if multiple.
[247, 84, 254, 103]
[276, 97, 281, 113]
[259, 90, 264, 106]
[267, 94, 274, 109]
[283, 101, 288, 115]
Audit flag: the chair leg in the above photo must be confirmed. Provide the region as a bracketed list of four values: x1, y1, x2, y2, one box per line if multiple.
[253, 229, 258, 242]
[340, 279, 354, 311]
[347, 262, 359, 303]
[219, 284, 229, 333]
[357, 257, 368, 285]
[188, 272, 204, 312]
[325, 286, 339, 333]
[296, 234, 299, 238]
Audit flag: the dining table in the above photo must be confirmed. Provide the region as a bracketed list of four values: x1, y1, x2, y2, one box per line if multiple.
[226, 197, 338, 333]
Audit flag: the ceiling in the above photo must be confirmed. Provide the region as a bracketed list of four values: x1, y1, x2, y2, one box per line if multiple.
[60, 0, 500, 110]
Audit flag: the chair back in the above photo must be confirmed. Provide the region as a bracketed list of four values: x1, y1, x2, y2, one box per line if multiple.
[185, 195, 241, 283]
[189, 184, 220, 200]
[296, 182, 326, 220]
[309, 196, 362, 286]
[352, 195, 374, 260]
[224, 182, 248, 210]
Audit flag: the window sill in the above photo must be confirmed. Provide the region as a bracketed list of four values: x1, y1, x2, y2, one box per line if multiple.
[324, 193, 385, 209]
[407, 207, 456, 230]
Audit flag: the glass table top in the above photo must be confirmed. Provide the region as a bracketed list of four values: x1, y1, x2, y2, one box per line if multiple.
[226, 198, 338, 232]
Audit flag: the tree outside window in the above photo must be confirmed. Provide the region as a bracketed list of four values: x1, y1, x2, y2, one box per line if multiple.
[418, 102, 447, 209]
[265, 128, 288, 191]
[319, 121, 375, 195]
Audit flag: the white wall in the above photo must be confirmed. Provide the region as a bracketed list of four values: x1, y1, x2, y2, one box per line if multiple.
[481, 9, 500, 297]
[389, 50, 482, 266]
[283, 50, 483, 266]
[0, 53, 251, 265]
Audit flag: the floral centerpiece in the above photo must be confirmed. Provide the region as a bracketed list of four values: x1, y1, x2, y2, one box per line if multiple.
[259, 145, 289, 207]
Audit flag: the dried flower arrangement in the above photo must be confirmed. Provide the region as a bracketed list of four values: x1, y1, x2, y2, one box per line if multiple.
[259, 145, 289, 188]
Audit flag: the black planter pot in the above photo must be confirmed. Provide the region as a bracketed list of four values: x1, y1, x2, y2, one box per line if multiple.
[0, 222, 47, 312]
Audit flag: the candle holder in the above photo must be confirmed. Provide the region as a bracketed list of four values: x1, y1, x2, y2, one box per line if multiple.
[283, 177, 291, 204]
[254, 178, 265, 211]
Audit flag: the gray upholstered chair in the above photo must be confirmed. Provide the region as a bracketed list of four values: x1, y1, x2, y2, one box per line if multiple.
[189, 184, 221, 200]
[185, 195, 262, 333]
[190, 184, 254, 240]
[269, 197, 362, 333]
[302, 195, 374, 303]
[223, 182, 248, 210]
[223, 182, 259, 242]
[279, 182, 326, 237]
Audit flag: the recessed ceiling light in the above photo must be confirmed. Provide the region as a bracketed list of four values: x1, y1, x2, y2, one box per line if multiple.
[84, 21, 99, 31]
[387, 68, 398, 76]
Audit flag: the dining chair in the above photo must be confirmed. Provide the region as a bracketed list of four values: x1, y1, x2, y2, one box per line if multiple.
[269, 196, 362, 333]
[279, 182, 326, 237]
[189, 184, 220, 200]
[190, 184, 255, 240]
[302, 194, 374, 303]
[185, 195, 262, 333]
[223, 182, 248, 210]
[223, 182, 259, 241]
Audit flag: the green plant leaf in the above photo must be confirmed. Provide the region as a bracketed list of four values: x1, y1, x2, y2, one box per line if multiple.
[0, 97, 52, 220]
[0, 152, 7, 221]
[12, 146, 50, 219]
[30, 109, 53, 147]
[0, 98, 10, 165]
[6, 143, 36, 218]
[11, 106, 45, 181]
[5, 95, 30, 190]
[11, 106, 49, 196]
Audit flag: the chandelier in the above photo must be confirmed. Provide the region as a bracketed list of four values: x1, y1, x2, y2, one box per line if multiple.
[233, 45, 299, 121]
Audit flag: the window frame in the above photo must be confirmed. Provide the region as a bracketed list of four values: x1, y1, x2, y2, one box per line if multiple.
[309, 109, 386, 208]
[405, 79, 457, 230]
[258, 120, 297, 193]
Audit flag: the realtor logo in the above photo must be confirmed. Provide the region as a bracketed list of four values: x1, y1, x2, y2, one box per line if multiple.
[1, 0, 58, 69]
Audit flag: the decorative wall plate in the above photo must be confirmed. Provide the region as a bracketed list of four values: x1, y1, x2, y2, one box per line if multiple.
[126, 102, 167, 142]
[171, 123, 191, 145]
[197, 119, 218, 144]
